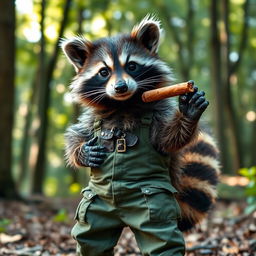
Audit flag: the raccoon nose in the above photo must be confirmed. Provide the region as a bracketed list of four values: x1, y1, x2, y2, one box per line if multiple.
[114, 80, 128, 94]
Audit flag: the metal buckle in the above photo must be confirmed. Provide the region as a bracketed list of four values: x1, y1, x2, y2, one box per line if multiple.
[116, 138, 126, 153]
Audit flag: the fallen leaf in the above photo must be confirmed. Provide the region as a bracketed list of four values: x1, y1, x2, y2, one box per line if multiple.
[0, 233, 23, 243]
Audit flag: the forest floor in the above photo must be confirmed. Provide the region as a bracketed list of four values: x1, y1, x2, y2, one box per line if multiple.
[0, 197, 255, 256]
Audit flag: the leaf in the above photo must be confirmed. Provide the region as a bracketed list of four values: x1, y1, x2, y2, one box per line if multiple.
[239, 168, 250, 177]
[0, 218, 11, 233]
[245, 203, 256, 215]
[0, 233, 23, 243]
[53, 209, 69, 223]
[69, 182, 81, 194]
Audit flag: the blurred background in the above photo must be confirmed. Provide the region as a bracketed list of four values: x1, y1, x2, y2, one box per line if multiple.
[1, 0, 256, 254]
[0, 0, 255, 202]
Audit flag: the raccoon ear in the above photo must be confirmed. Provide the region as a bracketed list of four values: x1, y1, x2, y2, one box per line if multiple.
[61, 37, 91, 72]
[131, 15, 161, 54]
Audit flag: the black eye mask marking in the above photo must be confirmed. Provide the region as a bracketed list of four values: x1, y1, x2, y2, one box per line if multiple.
[98, 67, 111, 79]
[125, 61, 140, 75]
[77, 73, 109, 103]
[127, 64, 164, 87]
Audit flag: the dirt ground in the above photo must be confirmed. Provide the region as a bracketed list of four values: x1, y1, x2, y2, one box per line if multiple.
[0, 198, 255, 256]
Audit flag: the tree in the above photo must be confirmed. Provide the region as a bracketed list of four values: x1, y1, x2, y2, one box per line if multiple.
[0, 0, 18, 198]
[32, 0, 72, 194]
[209, 0, 227, 170]
[210, 0, 250, 172]
[221, 0, 250, 170]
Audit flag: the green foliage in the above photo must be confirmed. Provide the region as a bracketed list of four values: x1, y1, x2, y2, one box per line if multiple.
[53, 209, 69, 223]
[44, 177, 58, 197]
[217, 183, 246, 200]
[0, 218, 12, 233]
[11, 0, 256, 197]
[69, 182, 81, 195]
[239, 166, 256, 214]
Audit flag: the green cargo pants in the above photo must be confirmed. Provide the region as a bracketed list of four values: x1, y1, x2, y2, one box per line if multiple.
[71, 186, 185, 256]
[71, 113, 185, 255]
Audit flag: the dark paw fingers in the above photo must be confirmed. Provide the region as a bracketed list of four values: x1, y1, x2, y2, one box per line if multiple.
[189, 91, 205, 104]
[87, 162, 101, 168]
[194, 96, 206, 107]
[89, 145, 106, 152]
[82, 137, 107, 167]
[90, 151, 107, 158]
[198, 101, 209, 110]
[179, 86, 198, 103]
[88, 156, 105, 164]
[86, 137, 98, 146]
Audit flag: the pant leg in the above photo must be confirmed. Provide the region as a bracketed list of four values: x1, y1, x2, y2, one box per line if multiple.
[72, 190, 124, 256]
[119, 187, 185, 256]
[131, 220, 185, 256]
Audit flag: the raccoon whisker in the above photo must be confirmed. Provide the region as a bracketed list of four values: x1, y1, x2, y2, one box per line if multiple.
[137, 77, 161, 82]
[136, 76, 165, 85]
[134, 65, 157, 80]
[80, 89, 106, 98]
[79, 89, 106, 107]
[86, 93, 106, 106]
[82, 88, 106, 94]
[87, 95, 102, 106]
[138, 74, 164, 80]
[138, 85, 156, 90]
[138, 85, 159, 90]
[134, 66, 170, 80]
[136, 80, 161, 87]
[136, 79, 162, 85]
[91, 94, 107, 106]
[136, 77, 162, 82]
[82, 92, 105, 98]
[137, 77, 170, 87]
[137, 74, 168, 81]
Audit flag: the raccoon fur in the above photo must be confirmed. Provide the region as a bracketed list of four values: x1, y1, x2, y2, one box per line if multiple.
[62, 15, 220, 232]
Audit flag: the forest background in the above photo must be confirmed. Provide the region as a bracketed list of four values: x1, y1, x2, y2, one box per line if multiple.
[0, 0, 255, 202]
[1, 0, 256, 254]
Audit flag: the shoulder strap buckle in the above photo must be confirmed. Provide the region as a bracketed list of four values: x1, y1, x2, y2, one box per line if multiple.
[141, 112, 153, 125]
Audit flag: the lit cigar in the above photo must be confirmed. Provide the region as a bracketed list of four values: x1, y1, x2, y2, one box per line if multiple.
[142, 81, 194, 103]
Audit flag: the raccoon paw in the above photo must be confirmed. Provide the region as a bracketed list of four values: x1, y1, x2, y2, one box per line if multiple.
[179, 86, 209, 121]
[82, 137, 107, 168]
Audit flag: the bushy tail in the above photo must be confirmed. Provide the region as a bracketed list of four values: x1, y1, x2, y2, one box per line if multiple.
[176, 131, 221, 232]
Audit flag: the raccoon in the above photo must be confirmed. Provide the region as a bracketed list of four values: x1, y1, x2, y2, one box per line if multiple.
[62, 15, 220, 234]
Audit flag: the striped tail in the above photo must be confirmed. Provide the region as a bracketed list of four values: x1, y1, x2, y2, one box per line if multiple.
[176, 131, 221, 232]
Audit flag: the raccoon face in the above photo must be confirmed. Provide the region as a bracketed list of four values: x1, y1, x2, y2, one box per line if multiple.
[62, 15, 173, 109]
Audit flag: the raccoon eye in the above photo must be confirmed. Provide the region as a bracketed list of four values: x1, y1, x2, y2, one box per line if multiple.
[127, 61, 138, 72]
[99, 68, 110, 78]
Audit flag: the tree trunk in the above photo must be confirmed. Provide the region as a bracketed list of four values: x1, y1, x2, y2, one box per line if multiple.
[158, 1, 195, 80]
[221, 0, 250, 171]
[161, 8, 189, 80]
[186, 0, 195, 71]
[32, 0, 72, 194]
[221, 0, 242, 171]
[0, 0, 18, 199]
[209, 0, 228, 172]
[31, 0, 46, 194]
[17, 71, 39, 188]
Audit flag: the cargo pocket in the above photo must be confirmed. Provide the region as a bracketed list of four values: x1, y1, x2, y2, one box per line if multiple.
[141, 186, 181, 222]
[74, 188, 97, 224]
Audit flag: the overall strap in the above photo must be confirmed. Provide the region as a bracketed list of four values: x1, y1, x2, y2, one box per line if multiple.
[93, 119, 102, 132]
[141, 112, 153, 126]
